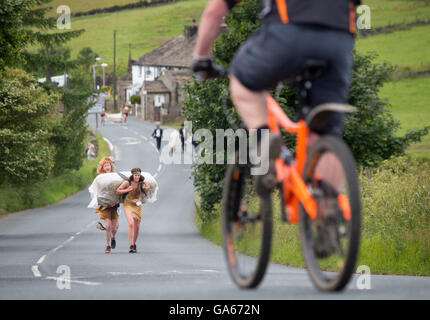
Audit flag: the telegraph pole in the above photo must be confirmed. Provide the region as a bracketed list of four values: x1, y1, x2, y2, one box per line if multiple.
[113, 29, 117, 111]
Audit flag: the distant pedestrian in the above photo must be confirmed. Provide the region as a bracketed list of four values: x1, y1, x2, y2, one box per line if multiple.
[122, 105, 130, 123]
[87, 143, 96, 159]
[179, 123, 186, 153]
[169, 129, 180, 156]
[100, 107, 106, 126]
[152, 122, 163, 152]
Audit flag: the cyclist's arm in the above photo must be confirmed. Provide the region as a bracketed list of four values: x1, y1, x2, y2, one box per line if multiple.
[193, 0, 230, 57]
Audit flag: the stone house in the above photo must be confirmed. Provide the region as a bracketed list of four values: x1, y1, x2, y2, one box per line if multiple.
[126, 25, 197, 123]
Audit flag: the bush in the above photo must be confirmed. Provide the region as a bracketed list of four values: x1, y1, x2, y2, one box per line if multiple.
[130, 94, 141, 105]
[0, 68, 59, 184]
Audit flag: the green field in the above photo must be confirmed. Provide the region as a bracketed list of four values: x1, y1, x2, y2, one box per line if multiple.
[53, 0, 207, 74]
[42, 0, 143, 16]
[380, 75, 430, 158]
[45, 0, 430, 77]
[356, 24, 430, 73]
[362, 0, 430, 28]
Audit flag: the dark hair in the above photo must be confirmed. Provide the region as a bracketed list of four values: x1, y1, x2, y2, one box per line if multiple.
[128, 175, 144, 183]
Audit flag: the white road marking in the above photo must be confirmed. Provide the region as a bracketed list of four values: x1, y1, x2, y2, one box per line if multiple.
[103, 137, 120, 161]
[120, 137, 141, 145]
[115, 146, 121, 161]
[103, 137, 114, 154]
[31, 265, 42, 278]
[37, 255, 46, 264]
[45, 277, 102, 286]
[31, 221, 97, 279]
[157, 164, 162, 172]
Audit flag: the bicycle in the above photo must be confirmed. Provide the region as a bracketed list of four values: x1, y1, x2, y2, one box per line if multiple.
[210, 60, 361, 291]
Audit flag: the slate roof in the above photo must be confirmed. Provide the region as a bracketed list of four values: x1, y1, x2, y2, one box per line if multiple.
[133, 35, 196, 68]
[142, 80, 169, 93]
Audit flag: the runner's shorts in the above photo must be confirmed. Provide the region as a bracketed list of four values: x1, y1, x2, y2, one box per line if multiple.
[230, 23, 354, 136]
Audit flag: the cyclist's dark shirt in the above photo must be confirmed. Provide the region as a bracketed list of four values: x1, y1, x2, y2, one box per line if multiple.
[224, 0, 361, 34]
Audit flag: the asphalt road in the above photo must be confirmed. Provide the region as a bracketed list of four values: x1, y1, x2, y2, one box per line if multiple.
[0, 116, 429, 300]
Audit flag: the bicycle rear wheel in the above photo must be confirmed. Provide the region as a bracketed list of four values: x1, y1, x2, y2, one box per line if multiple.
[222, 163, 272, 289]
[299, 136, 361, 291]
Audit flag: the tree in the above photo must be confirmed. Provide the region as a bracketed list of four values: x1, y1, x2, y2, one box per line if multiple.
[130, 94, 141, 105]
[0, 68, 59, 184]
[0, 0, 33, 71]
[23, 46, 76, 82]
[22, 0, 84, 82]
[50, 70, 93, 175]
[77, 47, 99, 72]
[23, 0, 84, 48]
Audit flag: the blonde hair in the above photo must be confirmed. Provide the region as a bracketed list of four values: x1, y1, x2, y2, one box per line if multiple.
[97, 156, 115, 174]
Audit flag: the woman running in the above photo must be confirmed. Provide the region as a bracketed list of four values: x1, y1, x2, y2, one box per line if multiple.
[96, 156, 119, 253]
[116, 168, 150, 253]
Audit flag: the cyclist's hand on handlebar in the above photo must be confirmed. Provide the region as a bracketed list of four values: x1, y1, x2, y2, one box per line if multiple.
[191, 56, 226, 82]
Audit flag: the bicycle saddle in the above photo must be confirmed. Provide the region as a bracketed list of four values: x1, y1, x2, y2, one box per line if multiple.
[287, 59, 328, 85]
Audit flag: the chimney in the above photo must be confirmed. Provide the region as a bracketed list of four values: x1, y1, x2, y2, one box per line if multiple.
[184, 23, 198, 40]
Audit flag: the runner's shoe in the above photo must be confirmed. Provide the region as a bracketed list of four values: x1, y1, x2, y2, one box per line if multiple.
[129, 245, 135, 253]
[111, 238, 116, 249]
[105, 246, 111, 254]
[97, 222, 106, 231]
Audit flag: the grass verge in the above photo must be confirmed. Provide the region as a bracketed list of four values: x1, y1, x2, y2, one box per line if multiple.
[0, 130, 109, 216]
[196, 157, 430, 276]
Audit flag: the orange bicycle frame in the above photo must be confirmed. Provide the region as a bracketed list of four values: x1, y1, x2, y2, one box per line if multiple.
[266, 94, 317, 223]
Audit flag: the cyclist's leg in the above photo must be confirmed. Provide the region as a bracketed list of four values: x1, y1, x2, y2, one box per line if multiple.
[304, 27, 354, 193]
[229, 76, 267, 129]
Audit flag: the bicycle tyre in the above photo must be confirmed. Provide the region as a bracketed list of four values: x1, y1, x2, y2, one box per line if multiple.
[299, 136, 361, 291]
[221, 163, 273, 289]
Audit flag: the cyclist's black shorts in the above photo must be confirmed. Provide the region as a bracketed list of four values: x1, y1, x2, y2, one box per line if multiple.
[230, 23, 354, 136]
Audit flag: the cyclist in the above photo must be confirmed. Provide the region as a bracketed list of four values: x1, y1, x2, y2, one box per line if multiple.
[192, 0, 361, 193]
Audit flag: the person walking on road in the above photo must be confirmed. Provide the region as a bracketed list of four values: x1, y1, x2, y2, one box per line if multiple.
[179, 123, 186, 153]
[100, 107, 106, 126]
[168, 129, 180, 156]
[116, 168, 150, 253]
[152, 122, 163, 152]
[122, 105, 130, 123]
[95, 156, 119, 254]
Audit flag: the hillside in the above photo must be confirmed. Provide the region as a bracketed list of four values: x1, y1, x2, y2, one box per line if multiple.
[42, 0, 150, 16]
[52, 0, 207, 75]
